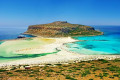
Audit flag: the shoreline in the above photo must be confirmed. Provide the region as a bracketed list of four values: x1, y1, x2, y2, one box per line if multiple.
[23, 31, 104, 38]
[0, 37, 120, 69]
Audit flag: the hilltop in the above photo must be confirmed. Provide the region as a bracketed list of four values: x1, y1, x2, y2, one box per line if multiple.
[24, 21, 103, 37]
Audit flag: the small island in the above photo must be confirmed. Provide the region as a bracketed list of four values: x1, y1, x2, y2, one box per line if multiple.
[24, 21, 103, 37]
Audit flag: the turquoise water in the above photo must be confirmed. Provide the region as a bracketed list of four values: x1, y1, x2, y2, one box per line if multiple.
[0, 26, 58, 63]
[0, 47, 60, 63]
[66, 26, 120, 55]
[0, 38, 59, 63]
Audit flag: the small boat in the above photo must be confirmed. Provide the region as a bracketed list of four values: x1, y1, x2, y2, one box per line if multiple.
[17, 35, 26, 38]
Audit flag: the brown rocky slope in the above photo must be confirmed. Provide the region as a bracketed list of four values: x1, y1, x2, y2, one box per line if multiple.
[24, 21, 103, 37]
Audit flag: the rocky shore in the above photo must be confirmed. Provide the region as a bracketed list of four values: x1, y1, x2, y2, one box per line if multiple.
[24, 21, 103, 37]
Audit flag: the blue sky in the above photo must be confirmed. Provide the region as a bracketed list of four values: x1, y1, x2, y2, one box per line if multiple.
[0, 0, 120, 27]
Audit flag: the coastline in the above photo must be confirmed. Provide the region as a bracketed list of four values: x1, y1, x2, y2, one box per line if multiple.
[0, 36, 120, 69]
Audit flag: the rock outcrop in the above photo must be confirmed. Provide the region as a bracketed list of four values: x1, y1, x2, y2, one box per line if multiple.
[24, 21, 103, 37]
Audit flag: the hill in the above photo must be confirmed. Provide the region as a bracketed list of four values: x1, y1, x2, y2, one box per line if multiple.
[24, 21, 103, 37]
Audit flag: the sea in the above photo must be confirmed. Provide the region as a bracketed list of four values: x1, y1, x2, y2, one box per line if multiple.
[0, 25, 120, 63]
[0, 26, 34, 40]
[66, 25, 120, 55]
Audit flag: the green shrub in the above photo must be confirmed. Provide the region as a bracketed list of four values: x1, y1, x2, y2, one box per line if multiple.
[113, 74, 119, 77]
[9, 74, 17, 77]
[98, 59, 109, 63]
[46, 64, 52, 65]
[43, 66, 48, 70]
[90, 65, 95, 68]
[46, 73, 51, 77]
[107, 66, 118, 71]
[56, 71, 61, 73]
[59, 67, 63, 69]
[29, 75, 34, 77]
[109, 75, 114, 79]
[74, 67, 80, 70]
[14, 70, 23, 72]
[103, 73, 109, 77]
[65, 75, 77, 80]
[93, 67, 100, 72]
[7, 72, 13, 74]
[102, 69, 107, 72]
[0, 69, 7, 72]
[89, 79, 93, 80]
[67, 70, 76, 73]
[113, 58, 120, 62]
[107, 64, 111, 65]
[81, 70, 91, 77]
[55, 64, 62, 66]
[46, 69, 54, 72]
[98, 73, 103, 79]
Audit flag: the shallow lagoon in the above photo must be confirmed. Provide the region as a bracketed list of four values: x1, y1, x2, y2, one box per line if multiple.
[0, 38, 58, 63]
[66, 26, 120, 55]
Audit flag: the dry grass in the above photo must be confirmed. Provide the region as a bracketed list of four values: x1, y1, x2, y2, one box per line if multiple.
[0, 59, 120, 80]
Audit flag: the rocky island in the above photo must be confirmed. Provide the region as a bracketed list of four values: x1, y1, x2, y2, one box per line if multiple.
[24, 21, 103, 37]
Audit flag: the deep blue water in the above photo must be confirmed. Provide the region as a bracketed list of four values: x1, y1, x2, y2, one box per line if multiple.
[66, 26, 120, 55]
[0, 26, 34, 40]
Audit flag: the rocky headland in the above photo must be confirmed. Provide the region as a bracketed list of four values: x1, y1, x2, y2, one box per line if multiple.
[24, 21, 103, 37]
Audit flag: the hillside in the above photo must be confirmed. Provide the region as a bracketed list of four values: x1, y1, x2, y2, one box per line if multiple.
[24, 21, 103, 37]
[0, 59, 120, 80]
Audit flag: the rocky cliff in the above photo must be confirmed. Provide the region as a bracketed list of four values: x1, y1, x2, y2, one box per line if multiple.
[24, 21, 103, 37]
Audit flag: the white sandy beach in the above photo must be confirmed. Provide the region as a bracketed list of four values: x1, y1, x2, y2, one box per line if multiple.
[0, 37, 120, 68]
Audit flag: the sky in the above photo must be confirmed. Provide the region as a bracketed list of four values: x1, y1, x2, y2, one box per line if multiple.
[0, 0, 120, 27]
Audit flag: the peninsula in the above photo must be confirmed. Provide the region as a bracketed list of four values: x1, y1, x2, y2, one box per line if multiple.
[24, 21, 103, 37]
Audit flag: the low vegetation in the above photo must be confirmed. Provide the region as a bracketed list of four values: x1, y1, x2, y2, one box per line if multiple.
[0, 59, 120, 80]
